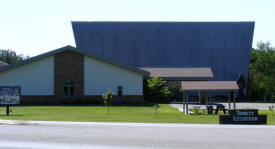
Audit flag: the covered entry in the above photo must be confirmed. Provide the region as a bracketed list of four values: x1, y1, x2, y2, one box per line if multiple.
[181, 81, 239, 114]
[141, 67, 214, 102]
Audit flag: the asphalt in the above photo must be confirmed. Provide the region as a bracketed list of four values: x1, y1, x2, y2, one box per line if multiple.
[0, 121, 275, 149]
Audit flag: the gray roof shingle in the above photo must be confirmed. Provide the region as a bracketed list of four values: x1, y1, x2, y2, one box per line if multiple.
[181, 81, 239, 91]
[140, 67, 213, 80]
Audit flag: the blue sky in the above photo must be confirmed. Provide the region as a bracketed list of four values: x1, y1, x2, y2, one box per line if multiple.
[0, 0, 274, 56]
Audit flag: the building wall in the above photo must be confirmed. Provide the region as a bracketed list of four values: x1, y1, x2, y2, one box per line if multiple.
[0, 57, 54, 95]
[84, 56, 143, 95]
[54, 51, 84, 100]
[73, 22, 254, 86]
[0, 50, 144, 104]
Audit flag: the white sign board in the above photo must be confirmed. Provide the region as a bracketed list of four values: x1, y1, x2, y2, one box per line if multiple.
[0, 86, 21, 105]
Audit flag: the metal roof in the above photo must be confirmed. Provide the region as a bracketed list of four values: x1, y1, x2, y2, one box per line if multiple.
[0, 45, 150, 76]
[72, 21, 254, 85]
[140, 67, 213, 80]
[181, 81, 239, 91]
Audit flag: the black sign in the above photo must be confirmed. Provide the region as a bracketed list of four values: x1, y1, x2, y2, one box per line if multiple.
[219, 109, 267, 125]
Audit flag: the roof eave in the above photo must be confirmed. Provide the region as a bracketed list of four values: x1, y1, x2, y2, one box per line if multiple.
[151, 77, 213, 81]
[0, 45, 150, 76]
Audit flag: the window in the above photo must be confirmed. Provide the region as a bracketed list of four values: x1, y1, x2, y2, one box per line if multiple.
[117, 86, 123, 98]
[64, 80, 74, 98]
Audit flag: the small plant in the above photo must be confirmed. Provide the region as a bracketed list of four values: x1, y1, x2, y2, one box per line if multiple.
[153, 104, 160, 117]
[102, 89, 113, 114]
[269, 105, 274, 115]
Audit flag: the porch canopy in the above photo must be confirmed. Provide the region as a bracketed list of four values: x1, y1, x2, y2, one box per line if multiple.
[181, 81, 239, 114]
[140, 67, 213, 81]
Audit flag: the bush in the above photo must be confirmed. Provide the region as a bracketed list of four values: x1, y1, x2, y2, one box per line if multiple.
[102, 89, 113, 114]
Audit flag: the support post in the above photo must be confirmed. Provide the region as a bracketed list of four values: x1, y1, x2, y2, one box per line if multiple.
[6, 106, 9, 116]
[182, 91, 185, 114]
[185, 92, 189, 114]
[228, 92, 231, 110]
[205, 92, 208, 114]
[209, 92, 212, 106]
[233, 91, 236, 109]
[199, 91, 203, 103]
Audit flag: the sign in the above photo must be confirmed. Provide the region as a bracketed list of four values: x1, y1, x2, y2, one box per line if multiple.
[219, 109, 267, 125]
[0, 86, 21, 105]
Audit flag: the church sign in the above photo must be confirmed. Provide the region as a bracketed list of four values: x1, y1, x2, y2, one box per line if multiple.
[0, 86, 21, 105]
[219, 109, 267, 125]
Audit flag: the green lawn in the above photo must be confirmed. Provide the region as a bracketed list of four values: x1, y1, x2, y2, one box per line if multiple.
[0, 104, 275, 124]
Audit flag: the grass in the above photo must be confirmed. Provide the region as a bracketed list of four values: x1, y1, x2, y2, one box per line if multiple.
[0, 104, 275, 124]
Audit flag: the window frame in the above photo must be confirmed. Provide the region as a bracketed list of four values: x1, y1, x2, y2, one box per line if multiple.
[117, 86, 123, 99]
[64, 80, 74, 98]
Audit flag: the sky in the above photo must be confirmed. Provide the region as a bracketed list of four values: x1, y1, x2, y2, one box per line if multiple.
[0, 0, 274, 56]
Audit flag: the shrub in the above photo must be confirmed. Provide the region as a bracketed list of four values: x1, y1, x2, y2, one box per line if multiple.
[102, 89, 113, 114]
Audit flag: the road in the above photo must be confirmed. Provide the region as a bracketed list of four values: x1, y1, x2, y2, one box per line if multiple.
[0, 121, 275, 149]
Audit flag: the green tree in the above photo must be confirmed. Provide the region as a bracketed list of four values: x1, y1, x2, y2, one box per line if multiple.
[0, 49, 28, 64]
[145, 77, 172, 103]
[166, 81, 182, 101]
[248, 41, 275, 101]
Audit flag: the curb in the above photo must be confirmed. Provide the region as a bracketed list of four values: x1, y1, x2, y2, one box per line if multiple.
[0, 119, 29, 125]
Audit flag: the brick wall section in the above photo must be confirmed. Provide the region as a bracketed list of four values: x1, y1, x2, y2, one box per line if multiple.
[54, 51, 84, 103]
[84, 95, 144, 104]
[21, 96, 55, 104]
[20, 50, 144, 105]
[21, 95, 144, 105]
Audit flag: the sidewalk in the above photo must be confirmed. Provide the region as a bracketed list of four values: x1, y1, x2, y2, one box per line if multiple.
[170, 102, 275, 112]
[1, 119, 275, 128]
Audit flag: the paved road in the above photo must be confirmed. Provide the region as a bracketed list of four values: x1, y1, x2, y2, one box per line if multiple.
[170, 103, 275, 112]
[0, 121, 275, 149]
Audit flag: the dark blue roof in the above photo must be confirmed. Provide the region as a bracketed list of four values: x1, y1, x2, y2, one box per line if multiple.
[72, 21, 254, 84]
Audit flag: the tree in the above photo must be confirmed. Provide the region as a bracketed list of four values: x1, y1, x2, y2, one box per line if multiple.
[0, 49, 28, 64]
[247, 41, 275, 101]
[102, 89, 113, 114]
[166, 81, 182, 101]
[145, 77, 172, 103]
